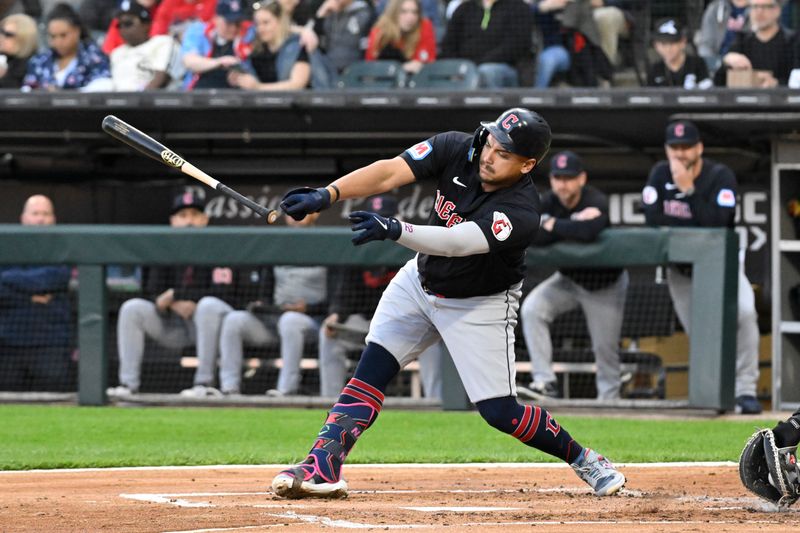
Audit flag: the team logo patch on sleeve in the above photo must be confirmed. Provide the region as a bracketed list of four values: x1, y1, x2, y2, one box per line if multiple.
[406, 141, 432, 160]
[491, 211, 513, 241]
[642, 185, 658, 205]
[717, 188, 736, 207]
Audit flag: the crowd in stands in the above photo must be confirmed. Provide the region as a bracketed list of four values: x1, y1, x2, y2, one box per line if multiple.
[2, 0, 800, 90]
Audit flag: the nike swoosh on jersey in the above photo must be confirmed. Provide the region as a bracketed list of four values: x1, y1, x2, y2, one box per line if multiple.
[374, 216, 388, 230]
[452, 176, 467, 187]
[664, 182, 678, 190]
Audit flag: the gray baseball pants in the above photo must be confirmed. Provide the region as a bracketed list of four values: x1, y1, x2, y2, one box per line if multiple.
[667, 263, 759, 397]
[218, 310, 323, 394]
[116, 296, 230, 391]
[318, 314, 444, 399]
[520, 270, 629, 400]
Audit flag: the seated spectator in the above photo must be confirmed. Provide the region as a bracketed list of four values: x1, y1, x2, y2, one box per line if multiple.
[227, 0, 311, 90]
[23, 3, 113, 91]
[714, 0, 793, 87]
[313, 0, 373, 74]
[108, 191, 246, 396]
[365, 0, 435, 75]
[696, 0, 749, 74]
[273, 0, 340, 88]
[517, 152, 628, 401]
[180, 0, 250, 90]
[217, 213, 329, 397]
[0, 195, 72, 392]
[110, 0, 177, 90]
[647, 18, 712, 89]
[535, 0, 611, 87]
[440, 0, 532, 88]
[271, 0, 319, 56]
[531, 0, 570, 88]
[101, 0, 159, 56]
[591, 0, 631, 68]
[374, 0, 441, 45]
[151, 0, 216, 37]
[0, 13, 38, 89]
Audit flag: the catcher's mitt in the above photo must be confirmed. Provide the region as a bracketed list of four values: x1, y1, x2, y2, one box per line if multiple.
[739, 428, 800, 507]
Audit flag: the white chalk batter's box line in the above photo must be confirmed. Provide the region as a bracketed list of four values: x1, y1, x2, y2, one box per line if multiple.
[0, 461, 738, 474]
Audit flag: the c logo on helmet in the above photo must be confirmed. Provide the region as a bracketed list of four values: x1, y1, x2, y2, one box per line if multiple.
[557, 155, 567, 168]
[674, 123, 685, 138]
[161, 149, 185, 168]
[501, 114, 519, 131]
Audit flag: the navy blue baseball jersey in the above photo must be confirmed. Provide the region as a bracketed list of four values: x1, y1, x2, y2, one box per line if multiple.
[536, 185, 623, 290]
[641, 158, 737, 228]
[399, 131, 541, 298]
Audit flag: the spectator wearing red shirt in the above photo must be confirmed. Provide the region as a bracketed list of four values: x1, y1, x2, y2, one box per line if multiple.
[365, 0, 435, 74]
[152, 0, 217, 36]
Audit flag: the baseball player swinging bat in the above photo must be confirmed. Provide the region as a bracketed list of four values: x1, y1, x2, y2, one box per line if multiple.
[101, 115, 279, 224]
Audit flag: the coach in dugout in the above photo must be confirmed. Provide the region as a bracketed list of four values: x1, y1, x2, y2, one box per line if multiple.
[518, 151, 628, 401]
[641, 119, 761, 415]
[0, 195, 72, 392]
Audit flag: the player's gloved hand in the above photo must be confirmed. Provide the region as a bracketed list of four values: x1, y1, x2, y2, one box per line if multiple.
[349, 211, 402, 245]
[280, 187, 331, 221]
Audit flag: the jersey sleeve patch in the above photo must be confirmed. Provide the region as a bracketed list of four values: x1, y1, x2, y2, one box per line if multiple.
[717, 188, 736, 207]
[642, 185, 658, 205]
[406, 141, 432, 160]
[491, 211, 513, 241]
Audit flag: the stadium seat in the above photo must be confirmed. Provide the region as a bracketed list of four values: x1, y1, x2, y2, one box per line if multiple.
[338, 60, 406, 90]
[406, 59, 480, 90]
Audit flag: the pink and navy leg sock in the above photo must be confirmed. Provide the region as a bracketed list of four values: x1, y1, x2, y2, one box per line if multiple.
[477, 396, 584, 464]
[290, 343, 400, 483]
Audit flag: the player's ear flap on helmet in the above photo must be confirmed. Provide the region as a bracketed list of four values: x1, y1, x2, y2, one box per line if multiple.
[469, 126, 488, 162]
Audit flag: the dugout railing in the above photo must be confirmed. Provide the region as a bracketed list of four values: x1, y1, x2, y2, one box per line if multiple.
[0, 225, 738, 410]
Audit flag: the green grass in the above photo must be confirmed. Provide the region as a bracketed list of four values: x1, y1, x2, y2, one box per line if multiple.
[0, 405, 766, 470]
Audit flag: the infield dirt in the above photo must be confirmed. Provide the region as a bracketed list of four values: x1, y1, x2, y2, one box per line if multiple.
[1, 464, 798, 532]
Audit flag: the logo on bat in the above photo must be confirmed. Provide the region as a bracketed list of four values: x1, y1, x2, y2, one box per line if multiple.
[161, 150, 185, 168]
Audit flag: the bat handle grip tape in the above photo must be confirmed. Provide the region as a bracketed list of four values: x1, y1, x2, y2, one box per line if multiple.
[217, 183, 274, 220]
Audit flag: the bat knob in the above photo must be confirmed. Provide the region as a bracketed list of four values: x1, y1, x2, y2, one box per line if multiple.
[267, 210, 280, 224]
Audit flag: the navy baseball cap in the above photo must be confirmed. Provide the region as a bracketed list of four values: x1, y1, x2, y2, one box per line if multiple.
[366, 194, 398, 217]
[549, 150, 584, 177]
[171, 190, 206, 215]
[665, 120, 701, 146]
[653, 18, 685, 43]
[216, 0, 246, 22]
[116, 0, 151, 21]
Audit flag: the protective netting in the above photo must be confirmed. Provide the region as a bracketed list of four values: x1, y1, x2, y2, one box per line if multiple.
[516, 265, 676, 400]
[0, 261, 683, 401]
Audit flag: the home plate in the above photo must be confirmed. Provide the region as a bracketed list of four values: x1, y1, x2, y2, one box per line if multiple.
[401, 506, 521, 512]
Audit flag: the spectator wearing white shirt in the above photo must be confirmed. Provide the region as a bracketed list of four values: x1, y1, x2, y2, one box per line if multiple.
[111, 0, 177, 90]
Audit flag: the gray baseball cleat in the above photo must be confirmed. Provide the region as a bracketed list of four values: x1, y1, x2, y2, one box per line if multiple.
[571, 448, 626, 496]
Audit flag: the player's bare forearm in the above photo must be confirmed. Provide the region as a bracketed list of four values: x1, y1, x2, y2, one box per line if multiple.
[327, 157, 415, 202]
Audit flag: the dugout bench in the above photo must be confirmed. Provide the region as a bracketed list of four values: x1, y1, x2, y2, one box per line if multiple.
[0, 225, 738, 411]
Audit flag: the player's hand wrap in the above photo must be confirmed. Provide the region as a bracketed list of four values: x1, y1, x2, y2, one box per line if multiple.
[349, 211, 402, 245]
[739, 428, 800, 507]
[280, 187, 332, 221]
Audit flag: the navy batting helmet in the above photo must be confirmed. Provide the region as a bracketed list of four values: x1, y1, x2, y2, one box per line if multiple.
[480, 108, 551, 164]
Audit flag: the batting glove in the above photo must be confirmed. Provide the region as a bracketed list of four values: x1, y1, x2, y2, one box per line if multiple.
[280, 187, 331, 221]
[349, 211, 402, 245]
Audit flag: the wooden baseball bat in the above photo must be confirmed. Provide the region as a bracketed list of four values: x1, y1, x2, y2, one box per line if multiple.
[101, 115, 279, 224]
